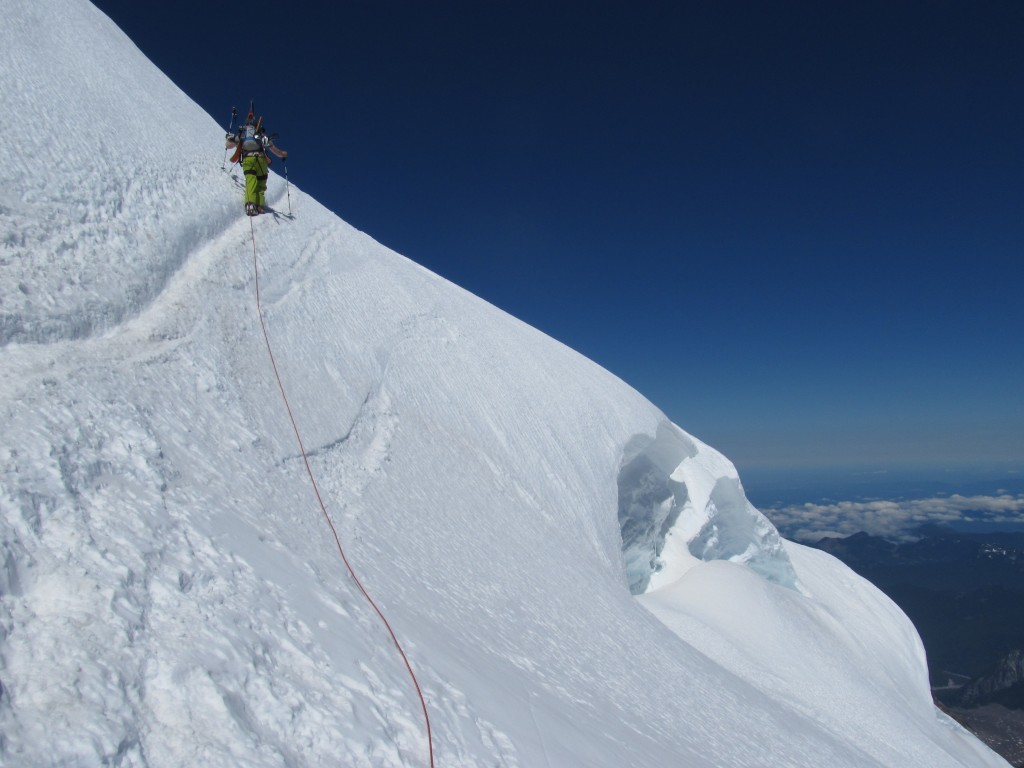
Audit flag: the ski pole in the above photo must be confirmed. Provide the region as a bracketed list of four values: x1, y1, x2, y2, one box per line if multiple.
[284, 158, 292, 216]
[221, 106, 237, 170]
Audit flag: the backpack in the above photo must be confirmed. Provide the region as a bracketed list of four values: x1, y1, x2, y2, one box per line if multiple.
[240, 122, 264, 153]
[228, 114, 268, 164]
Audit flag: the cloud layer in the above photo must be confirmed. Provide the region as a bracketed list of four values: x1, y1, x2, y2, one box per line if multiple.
[765, 493, 1024, 541]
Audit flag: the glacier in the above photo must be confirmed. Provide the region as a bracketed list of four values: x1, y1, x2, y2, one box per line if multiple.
[0, 0, 1007, 765]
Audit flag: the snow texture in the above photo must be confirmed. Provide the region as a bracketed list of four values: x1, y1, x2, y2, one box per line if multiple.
[0, 0, 1008, 765]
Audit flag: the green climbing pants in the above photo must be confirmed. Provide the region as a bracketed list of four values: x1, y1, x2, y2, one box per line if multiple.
[242, 154, 269, 207]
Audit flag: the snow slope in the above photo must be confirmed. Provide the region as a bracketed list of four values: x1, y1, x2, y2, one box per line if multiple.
[0, 0, 1006, 765]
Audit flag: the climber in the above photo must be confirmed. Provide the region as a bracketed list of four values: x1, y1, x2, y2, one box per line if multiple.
[226, 110, 287, 216]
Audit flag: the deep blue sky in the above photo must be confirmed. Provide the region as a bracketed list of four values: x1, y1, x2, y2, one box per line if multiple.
[92, 0, 1024, 475]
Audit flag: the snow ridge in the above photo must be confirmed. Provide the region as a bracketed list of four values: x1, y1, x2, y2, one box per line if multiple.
[0, 0, 1009, 765]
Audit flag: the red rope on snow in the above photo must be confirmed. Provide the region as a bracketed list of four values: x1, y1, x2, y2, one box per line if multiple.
[248, 217, 435, 767]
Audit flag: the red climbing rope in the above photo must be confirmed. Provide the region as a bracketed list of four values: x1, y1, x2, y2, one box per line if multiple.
[248, 217, 435, 767]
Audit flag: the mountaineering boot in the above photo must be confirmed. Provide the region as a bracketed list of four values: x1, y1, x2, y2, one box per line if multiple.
[245, 202, 258, 216]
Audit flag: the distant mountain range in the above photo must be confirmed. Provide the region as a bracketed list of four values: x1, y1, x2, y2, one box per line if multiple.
[955, 650, 1024, 709]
